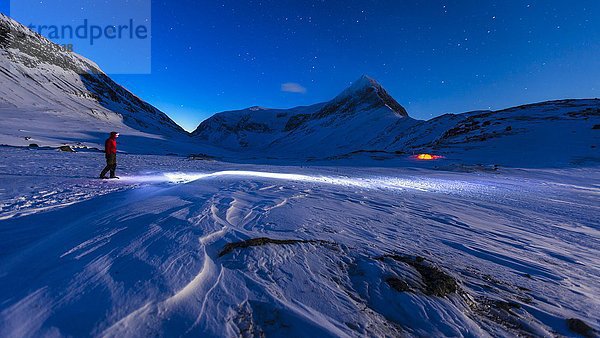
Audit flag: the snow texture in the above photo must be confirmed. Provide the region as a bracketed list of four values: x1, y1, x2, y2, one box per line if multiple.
[0, 147, 599, 337]
[192, 75, 599, 167]
[0, 14, 599, 338]
[1, 14, 598, 167]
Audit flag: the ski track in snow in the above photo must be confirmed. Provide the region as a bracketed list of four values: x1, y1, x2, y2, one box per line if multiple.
[0, 147, 599, 337]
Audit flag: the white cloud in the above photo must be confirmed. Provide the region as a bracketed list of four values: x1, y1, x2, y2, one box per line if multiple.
[281, 82, 307, 94]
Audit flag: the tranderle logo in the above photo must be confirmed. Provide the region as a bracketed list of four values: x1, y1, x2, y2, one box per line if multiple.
[26, 19, 149, 52]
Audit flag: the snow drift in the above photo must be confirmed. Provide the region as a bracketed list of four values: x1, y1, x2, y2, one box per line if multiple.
[0, 148, 598, 337]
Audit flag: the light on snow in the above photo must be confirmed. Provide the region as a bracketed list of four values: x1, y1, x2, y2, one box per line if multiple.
[155, 170, 475, 194]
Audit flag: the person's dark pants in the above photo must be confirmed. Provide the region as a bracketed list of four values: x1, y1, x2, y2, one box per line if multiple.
[100, 154, 117, 178]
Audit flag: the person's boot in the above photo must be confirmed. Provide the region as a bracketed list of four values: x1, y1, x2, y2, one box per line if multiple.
[100, 166, 110, 179]
[109, 169, 119, 179]
[110, 169, 119, 179]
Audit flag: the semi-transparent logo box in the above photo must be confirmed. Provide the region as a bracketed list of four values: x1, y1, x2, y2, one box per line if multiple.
[10, 0, 151, 74]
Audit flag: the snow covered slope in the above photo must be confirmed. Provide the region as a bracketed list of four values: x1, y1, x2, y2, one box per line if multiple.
[0, 14, 195, 154]
[192, 104, 325, 150]
[1, 12, 597, 165]
[193, 75, 599, 167]
[193, 75, 418, 158]
[381, 99, 600, 167]
[0, 147, 598, 337]
[268, 75, 416, 158]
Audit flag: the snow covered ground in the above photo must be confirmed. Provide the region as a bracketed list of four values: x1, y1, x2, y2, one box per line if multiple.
[0, 147, 599, 337]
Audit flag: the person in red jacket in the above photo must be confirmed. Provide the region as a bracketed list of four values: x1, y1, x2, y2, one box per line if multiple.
[100, 132, 119, 179]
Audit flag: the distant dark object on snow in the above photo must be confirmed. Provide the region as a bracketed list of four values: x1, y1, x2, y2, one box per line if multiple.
[28, 143, 39, 148]
[219, 237, 330, 257]
[188, 153, 216, 161]
[59, 145, 75, 152]
[378, 254, 458, 297]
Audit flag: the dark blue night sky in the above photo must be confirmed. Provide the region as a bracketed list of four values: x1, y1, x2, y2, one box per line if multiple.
[2, 1, 599, 131]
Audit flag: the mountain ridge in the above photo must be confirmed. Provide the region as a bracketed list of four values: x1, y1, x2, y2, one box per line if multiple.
[192, 75, 414, 155]
[0, 14, 598, 166]
[0, 14, 193, 154]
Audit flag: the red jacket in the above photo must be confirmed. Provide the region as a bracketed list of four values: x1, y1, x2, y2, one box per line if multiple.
[105, 136, 117, 154]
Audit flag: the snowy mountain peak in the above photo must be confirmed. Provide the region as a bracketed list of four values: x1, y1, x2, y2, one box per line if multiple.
[192, 75, 413, 155]
[248, 106, 269, 111]
[346, 74, 380, 92]
[319, 75, 409, 118]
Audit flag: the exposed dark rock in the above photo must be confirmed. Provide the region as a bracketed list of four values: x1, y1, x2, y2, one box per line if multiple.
[566, 318, 595, 337]
[482, 274, 502, 285]
[187, 153, 215, 161]
[470, 297, 527, 334]
[568, 108, 600, 118]
[237, 115, 273, 133]
[28, 143, 39, 148]
[493, 300, 521, 312]
[414, 263, 458, 296]
[386, 277, 411, 292]
[516, 295, 533, 305]
[284, 113, 312, 131]
[441, 119, 480, 139]
[58, 145, 75, 152]
[219, 237, 330, 257]
[0, 15, 88, 73]
[234, 302, 266, 338]
[379, 255, 458, 297]
[0, 15, 186, 135]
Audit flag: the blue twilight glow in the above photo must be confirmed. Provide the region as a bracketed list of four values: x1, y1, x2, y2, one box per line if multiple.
[1, 1, 599, 131]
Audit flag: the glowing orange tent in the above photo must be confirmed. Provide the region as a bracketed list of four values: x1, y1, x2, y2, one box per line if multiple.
[413, 153, 444, 160]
